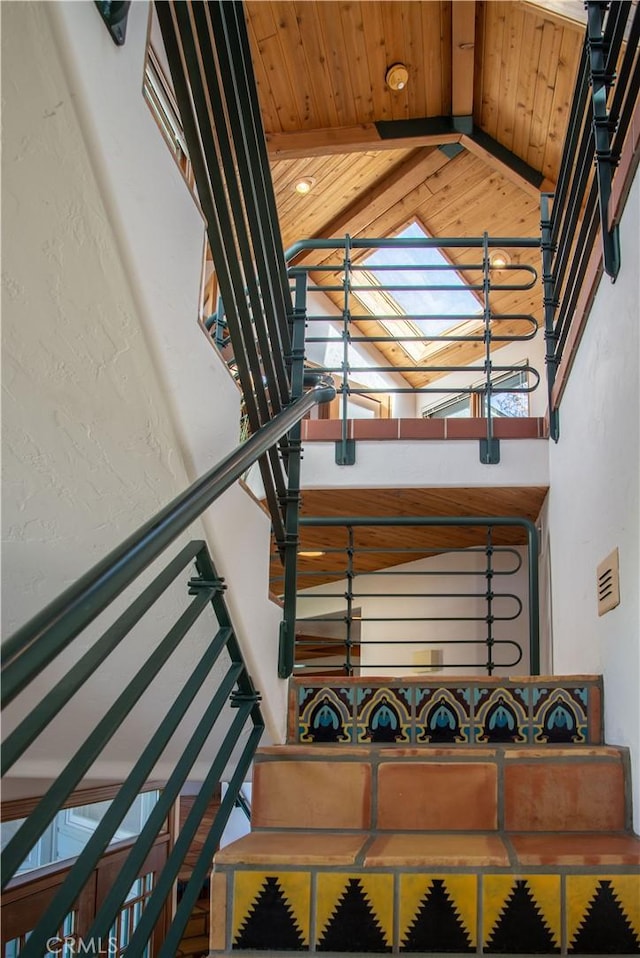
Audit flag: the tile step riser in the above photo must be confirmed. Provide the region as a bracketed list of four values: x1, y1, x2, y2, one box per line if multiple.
[211, 867, 640, 955]
[289, 679, 603, 748]
[251, 752, 631, 834]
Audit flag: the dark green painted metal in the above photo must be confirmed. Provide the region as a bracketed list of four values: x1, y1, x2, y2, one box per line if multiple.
[157, 724, 263, 958]
[471, 126, 544, 189]
[200, 547, 264, 729]
[551, 43, 589, 249]
[15, 639, 240, 958]
[166, 1, 289, 539]
[480, 232, 500, 464]
[485, 529, 495, 674]
[335, 438, 357, 466]
[375, 115, 457, 139]
[1, 383, 333, 707]
[94, 0, 130, 46]
[335, 234, 353, 466]
[285, 235, 541, 262]
[85, 703, 256, 953]
[298, 516, 540, 674]
[225, 1, 294, 355]
[155, 1, 291, 551]
[541, 193, 560, 442]
[1, 589, 213, 889]
[279, 274, 307, 677]
[452, 115, 473, 135]
[127, 719, 263, 958]
[439, 142, 465, 159]
[587, 1, 622, 279]
[1, 541, 204, 776]
[319, 364, 539, 382]
[195, 1, 290, 411]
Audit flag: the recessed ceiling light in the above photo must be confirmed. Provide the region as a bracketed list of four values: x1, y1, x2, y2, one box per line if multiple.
[298, 550, 325, 558]
[385, 63, 409, 92]
[489, 249, 511, 269]
[294, 177, 315, 195]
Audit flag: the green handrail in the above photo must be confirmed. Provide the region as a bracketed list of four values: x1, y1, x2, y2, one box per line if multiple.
[1, 380, 334, 706]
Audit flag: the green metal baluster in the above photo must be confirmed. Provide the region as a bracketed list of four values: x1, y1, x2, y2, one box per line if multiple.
[485, 528, 495, 675]
[541, 193, 560, 441]
[336, 235, 356, 465]
[279, 272, 307, 678]
[480, 232, 500, 463]
[586, 1, 621, 280]
[345, 526, 355, 675]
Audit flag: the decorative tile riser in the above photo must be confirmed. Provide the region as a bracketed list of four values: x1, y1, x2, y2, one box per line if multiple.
[210, 867, 640, 954]
[252, 749, 630, 833]
[290, 678, 603, 747]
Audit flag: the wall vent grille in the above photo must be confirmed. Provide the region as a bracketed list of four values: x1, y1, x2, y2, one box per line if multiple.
[597, 548, 620, 616]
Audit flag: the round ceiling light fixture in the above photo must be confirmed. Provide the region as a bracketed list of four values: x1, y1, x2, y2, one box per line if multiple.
[298, 550, 325, 558]
[385, 63, 409, 92]
[294, 177, 316, 195]
[489, 249, 511, 269]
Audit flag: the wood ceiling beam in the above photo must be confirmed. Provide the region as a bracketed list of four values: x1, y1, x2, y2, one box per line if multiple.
[266, 123, 460, 160]
[452, 1, 476, 118]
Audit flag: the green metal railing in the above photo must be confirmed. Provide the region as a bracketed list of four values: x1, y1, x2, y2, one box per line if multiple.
[285, 233, 541, 467]
[278, 516, 540, 678]
[542, 1, 639, 440]
[156, 0, 298, 556]
[0, 381, 333, 957]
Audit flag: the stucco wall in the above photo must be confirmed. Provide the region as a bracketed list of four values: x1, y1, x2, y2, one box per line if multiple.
[1, 1, 286, 794]
[547, 173, 640, 828]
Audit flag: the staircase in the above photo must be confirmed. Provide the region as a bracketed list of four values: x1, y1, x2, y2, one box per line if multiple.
[209, 675, 639, 955]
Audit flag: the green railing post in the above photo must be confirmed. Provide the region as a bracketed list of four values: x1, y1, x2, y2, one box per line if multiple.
[541, 192, 560, 441]
[336, 234, 356, 465]
[345, 526, 355, 675]
[480, 232, 500, 464]
[586, 0, 621, 280]
[279, 272, 307, 678]
[485, 528, 495, 675]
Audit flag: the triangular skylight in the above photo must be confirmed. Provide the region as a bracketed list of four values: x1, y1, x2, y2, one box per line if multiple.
[354, 221, 482, 363]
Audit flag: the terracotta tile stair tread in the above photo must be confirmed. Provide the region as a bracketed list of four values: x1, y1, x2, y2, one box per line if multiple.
[215, 831, 367, 865]
[215, 829, 640, 870]
[504, 745, 624, 758]
[364, 833, 510, 866]
[509, 831, 640, 865]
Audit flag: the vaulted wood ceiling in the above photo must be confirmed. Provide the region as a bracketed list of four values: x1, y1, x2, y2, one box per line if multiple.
[245, 0, 585, 385]
[246, 0, 584, 236]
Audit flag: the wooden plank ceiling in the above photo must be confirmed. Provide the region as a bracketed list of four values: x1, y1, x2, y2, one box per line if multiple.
[270, 486, 548, 592]
[245, 0, 584, 381]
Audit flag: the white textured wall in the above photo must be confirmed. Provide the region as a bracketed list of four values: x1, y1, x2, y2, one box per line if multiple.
[547, 173, 640, 827]
[301, 437, 549, 489]
[1, 1, 286, 795]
